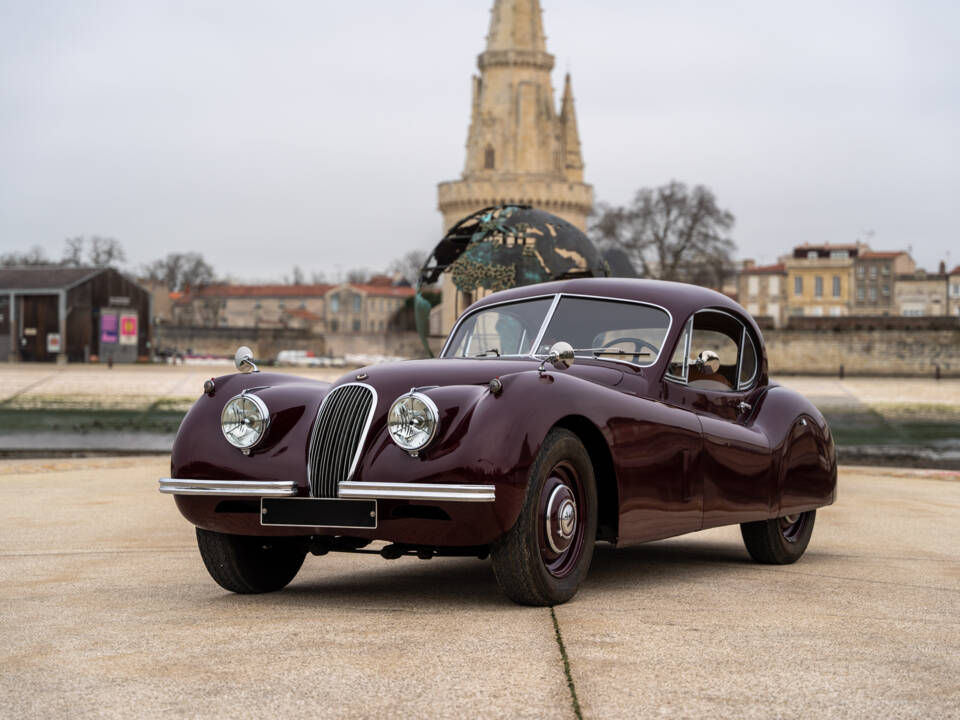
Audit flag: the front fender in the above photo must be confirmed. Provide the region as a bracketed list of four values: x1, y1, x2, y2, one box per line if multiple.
[171, 371, 332, 486]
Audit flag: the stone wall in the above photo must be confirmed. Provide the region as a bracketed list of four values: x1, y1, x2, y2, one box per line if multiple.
[154, 326, 323, 360]
[154, 326, 426, 362]
[764, 328, 960, 377]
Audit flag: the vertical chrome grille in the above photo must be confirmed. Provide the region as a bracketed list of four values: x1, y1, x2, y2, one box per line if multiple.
[308, 383, 377, 498]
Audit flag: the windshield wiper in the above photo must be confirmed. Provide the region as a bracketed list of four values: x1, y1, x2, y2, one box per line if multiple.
[474, 348, 500, 357]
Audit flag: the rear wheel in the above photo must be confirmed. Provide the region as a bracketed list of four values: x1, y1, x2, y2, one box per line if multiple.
[491, 429, 597, 606]
[740, 510, 816, 564]
[196, 528, 306, 593]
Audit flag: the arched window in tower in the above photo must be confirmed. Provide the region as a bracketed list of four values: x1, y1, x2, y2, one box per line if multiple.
[484, 145, 495, 170]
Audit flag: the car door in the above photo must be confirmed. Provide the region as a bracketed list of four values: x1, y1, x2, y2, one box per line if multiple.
[660, 309, 774, 528]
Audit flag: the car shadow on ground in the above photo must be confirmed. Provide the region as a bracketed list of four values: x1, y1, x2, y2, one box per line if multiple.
[237, 537, 754, 609]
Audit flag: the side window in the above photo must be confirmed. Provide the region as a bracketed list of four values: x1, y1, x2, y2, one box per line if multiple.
[668, 310, 759, 392]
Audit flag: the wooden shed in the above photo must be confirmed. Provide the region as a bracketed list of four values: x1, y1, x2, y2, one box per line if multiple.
[0, 266, 152, 363]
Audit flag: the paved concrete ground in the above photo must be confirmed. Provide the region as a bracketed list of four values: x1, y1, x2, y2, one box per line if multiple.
[0, 459, 958, 718]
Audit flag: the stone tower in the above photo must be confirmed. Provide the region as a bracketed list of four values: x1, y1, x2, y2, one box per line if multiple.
[437, 0, 593, 233]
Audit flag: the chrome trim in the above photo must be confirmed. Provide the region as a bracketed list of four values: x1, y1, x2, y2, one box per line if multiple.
[529, 293, 563, 355]
[441, 291, 675, 371]
[306, 382, 378, 498]
[387, 391, 440, 456]
[665, 315, 694, 384]
[338, 481, 496, 503]
[158, 478, 297, 496]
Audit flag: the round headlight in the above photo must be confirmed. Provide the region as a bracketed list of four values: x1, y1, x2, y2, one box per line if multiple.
[387, 392, 439, 454]
[221, 393, 270, 450]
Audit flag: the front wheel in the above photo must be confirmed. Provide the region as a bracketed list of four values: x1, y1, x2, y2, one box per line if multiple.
[740, 510, 816, 564]
[196, 528, 306, 593]
[491, 428, 597, 606]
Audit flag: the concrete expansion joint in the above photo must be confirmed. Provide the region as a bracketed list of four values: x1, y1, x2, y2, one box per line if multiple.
[550, 607, 583, 720]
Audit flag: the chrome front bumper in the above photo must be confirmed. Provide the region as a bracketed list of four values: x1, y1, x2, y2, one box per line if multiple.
[158, 478, 496, 502]
[338, 481, 496, 503]
[158, 478, 297, 496]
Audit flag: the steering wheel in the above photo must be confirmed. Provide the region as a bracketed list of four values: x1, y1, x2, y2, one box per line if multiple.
[601, 337, 659, 360]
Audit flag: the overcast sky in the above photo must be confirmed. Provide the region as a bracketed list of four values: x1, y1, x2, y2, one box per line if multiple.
[1, 0, 957, 281]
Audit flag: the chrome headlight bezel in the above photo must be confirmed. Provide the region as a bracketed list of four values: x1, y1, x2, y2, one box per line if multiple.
[387, 392, 439, 456]
[220, 392, 270, 451]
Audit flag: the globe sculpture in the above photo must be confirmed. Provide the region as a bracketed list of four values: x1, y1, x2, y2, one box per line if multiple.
[415, 205, 610, 355]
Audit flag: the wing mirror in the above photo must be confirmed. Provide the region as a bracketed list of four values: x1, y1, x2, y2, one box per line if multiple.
[539, 341, 575, 375]
[695, 350, 720, 374]
[234, 345, 259, 373]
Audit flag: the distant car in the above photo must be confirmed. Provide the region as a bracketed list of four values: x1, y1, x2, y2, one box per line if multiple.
[159, 278, 837, 605]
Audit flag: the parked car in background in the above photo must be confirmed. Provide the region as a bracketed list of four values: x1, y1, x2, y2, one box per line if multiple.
[159, 278, 837, 605]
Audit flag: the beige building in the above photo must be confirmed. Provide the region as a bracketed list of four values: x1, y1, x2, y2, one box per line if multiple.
[738, 262, 787, 327]
[950, 266, 960, 317]
[895, 269, 948, 316]
[852, 251, 915, 315]
[435, 0, 592, 334]
[784, 243, 861, 318]
[173, 278, 414, 333]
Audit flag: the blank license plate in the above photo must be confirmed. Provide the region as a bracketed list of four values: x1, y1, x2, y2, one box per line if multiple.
[260, 498, 377, 529]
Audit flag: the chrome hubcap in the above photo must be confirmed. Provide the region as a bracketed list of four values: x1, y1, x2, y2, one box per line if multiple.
[559, 500, 576, 538]
[545, 485, 578, 553]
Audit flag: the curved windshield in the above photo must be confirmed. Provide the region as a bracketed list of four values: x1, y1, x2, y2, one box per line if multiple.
[536, 297, 670, 367]
[445, 298, 553, 358]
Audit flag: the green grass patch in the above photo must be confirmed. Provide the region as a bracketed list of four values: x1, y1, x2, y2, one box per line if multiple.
[0, 407, 187, 434]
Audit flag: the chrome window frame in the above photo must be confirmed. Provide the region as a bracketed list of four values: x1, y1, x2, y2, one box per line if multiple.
[440, 292, 674, 370]
[664, 315, 694, 383]
[663, 308, 760, 392]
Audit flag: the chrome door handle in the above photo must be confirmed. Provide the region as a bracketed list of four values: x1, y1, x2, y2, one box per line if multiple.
[737, 402, 752, 414]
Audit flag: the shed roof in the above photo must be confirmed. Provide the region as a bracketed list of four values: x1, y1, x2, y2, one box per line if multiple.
[0, 266, 105, 291]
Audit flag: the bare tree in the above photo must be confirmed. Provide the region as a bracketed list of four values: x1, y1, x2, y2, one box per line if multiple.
[0, 245, 51, 266]
[346, 268, 370, 284]
[142, 252, 216, 292]
[589, 181, 736, 288]
[60, 235, 126, 267]
[389, 249, 428, 285]
[88, 236, 126, 267]
[62, 237, 85, 266]
[289, 265, 305, 285]
[310, 270, 327, 284]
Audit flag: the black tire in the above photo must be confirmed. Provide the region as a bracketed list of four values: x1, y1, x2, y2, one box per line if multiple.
[196, 528, 306, 594]
[491, 428, 597, 606]
[740, 510, 816, 564]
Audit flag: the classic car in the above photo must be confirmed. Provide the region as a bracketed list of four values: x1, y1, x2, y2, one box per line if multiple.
[159, 278, 837, 605]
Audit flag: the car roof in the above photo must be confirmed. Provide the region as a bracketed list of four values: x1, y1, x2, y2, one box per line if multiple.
[470, 277, 747, 322]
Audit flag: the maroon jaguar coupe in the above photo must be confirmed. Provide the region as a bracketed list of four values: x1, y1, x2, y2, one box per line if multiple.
[160, 278, 836, 605]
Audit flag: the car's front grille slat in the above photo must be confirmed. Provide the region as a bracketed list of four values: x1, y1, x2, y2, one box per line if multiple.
[308, 383, 376, 498]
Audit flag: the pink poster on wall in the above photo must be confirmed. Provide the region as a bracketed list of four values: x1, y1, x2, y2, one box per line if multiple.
[101, 313, 118, 344]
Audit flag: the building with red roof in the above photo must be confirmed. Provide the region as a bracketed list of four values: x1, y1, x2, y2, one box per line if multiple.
[171, 281, 415, 333]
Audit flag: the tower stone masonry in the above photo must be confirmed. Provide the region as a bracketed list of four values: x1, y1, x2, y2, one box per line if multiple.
[437, 0, 593, 234]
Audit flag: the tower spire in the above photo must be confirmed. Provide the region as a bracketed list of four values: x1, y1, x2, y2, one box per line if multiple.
[560, 73, 584, 182]
[485, 0, 547, 53]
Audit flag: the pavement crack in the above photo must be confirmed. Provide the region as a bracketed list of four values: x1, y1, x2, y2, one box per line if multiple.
[551, 606, 583, 720]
